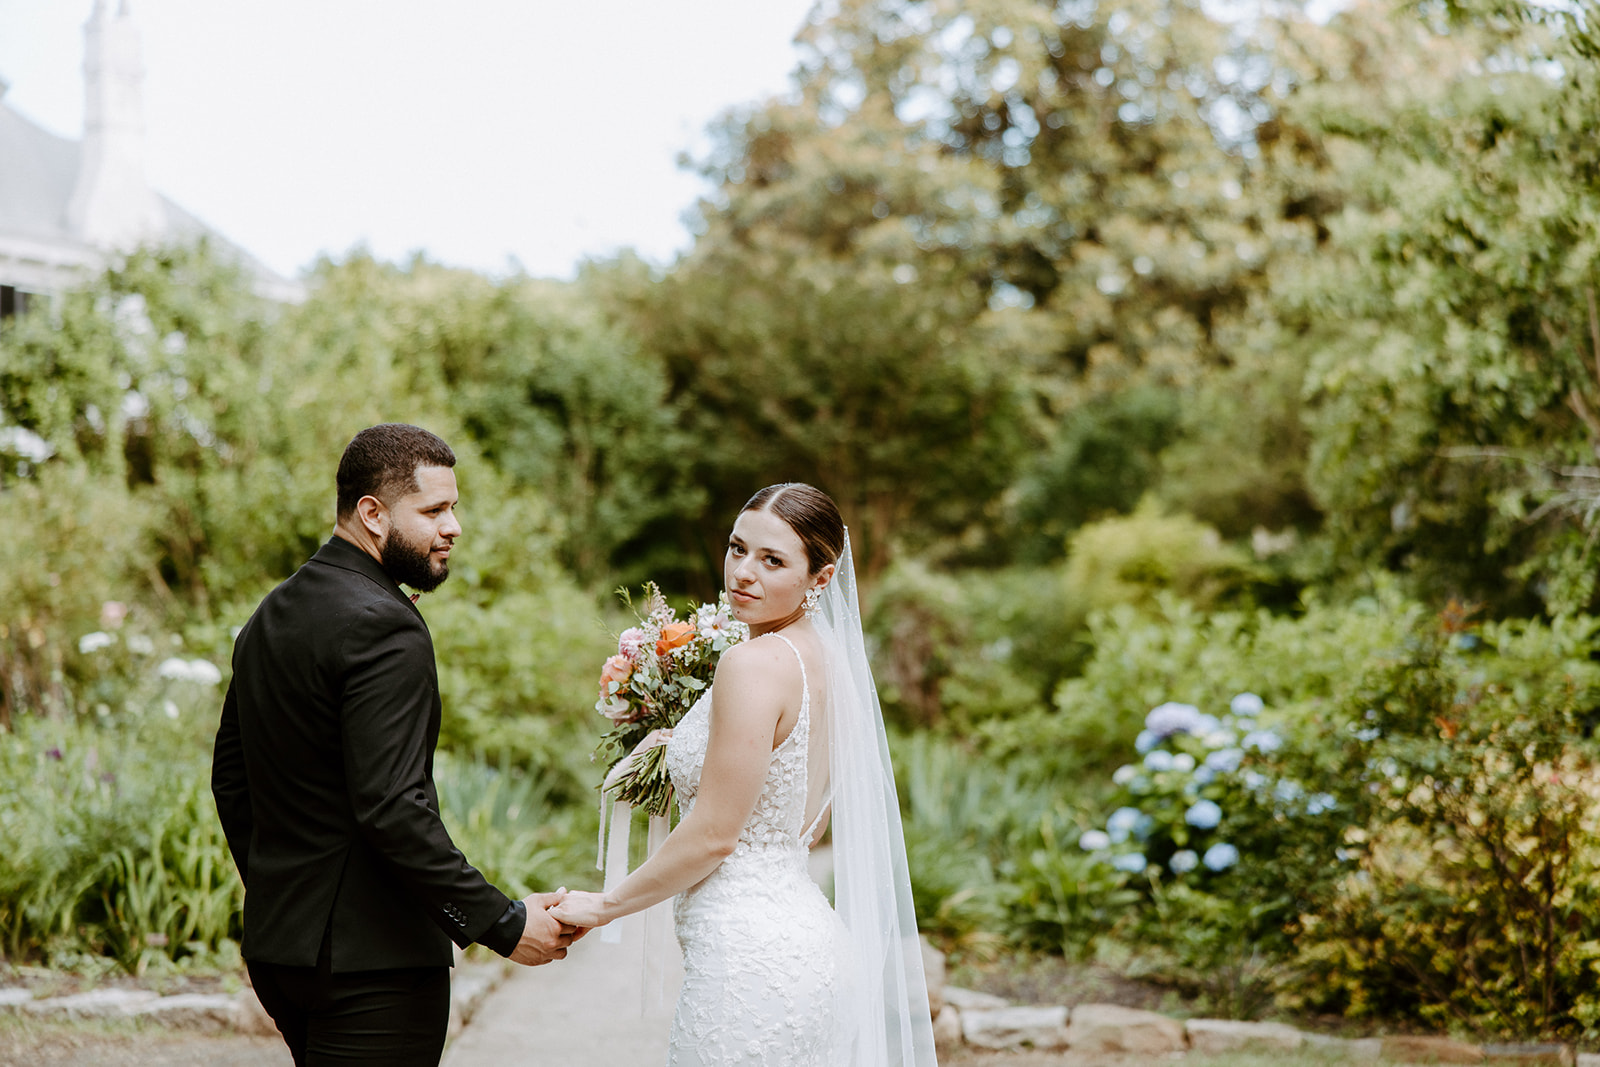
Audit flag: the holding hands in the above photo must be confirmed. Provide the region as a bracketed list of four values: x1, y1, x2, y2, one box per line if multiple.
[510, 889, 588, 966]
[548, 890, 611, 930]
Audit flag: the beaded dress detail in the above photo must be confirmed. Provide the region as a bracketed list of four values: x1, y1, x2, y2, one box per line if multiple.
[663, 633, 840, 1066]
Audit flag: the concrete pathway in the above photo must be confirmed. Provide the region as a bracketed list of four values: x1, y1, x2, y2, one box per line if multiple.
[440, 922, 683, 1067]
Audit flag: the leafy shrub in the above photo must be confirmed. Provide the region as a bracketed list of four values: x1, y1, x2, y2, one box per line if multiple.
[1069, 694, 1348, 1014]
[896, 732, 1143, 963]
[978, 587, 1423, 777]
[1006, 385, 1183, 564]
[1276, 607, 1600, 1039]
[1062, 503, 1263, 616]
[975, 596, 1600, 1037]
[866, 560, 1079, 732]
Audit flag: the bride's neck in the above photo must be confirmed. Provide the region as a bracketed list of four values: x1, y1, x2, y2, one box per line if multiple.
[749, 608, 806, 638]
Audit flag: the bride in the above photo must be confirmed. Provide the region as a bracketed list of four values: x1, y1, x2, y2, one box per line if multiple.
[550, 483, 938, 1066]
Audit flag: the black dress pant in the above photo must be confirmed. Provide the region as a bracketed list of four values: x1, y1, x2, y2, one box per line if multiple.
[246, 929, 451, 1067]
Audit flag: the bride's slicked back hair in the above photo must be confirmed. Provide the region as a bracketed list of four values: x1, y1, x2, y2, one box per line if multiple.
[742, 484, 845, 575]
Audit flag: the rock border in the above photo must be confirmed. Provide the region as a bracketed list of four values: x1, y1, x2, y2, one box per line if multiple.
[0, 958, 511, 1041]
[934, 987, 1587, 1065]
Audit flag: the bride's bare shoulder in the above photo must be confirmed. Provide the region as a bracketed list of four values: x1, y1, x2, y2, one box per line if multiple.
[714, 633, 802, 686]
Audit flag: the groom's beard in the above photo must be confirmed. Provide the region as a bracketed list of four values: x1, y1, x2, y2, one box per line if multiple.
[381, 528, 450, 593]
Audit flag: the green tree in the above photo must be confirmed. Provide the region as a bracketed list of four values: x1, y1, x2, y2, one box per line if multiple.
[1273, 0, 1600, 610]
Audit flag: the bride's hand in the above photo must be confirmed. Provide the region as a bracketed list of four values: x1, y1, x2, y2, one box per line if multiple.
[548, 889, 611, 929]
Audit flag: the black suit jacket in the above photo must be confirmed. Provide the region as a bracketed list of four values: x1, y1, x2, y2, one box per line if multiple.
[213, 536, 523, 971]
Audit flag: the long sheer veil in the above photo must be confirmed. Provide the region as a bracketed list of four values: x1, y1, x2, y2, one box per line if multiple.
[813, 531, 939, 1066]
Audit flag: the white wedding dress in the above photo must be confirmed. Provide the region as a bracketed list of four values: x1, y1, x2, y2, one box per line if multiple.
[663, 634, 846, 1066]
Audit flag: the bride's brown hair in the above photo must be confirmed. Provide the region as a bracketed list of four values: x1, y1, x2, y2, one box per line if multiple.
[741, 484, 845, 575]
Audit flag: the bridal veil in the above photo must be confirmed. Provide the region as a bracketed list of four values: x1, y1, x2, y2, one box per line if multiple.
[812, 531, 939, 1067]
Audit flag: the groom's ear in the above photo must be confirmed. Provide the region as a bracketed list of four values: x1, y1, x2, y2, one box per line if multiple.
[355, 494, 389, 540]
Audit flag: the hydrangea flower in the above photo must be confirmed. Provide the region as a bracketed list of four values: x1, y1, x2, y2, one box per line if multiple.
[1242, 729, 1282, 753]
[1107, 806, 1143, 843]
[1143, 750, 1175, 772]
[1079, 829, 1112, 851]
[1171, 752, 1196, 773]
[1169, 849, 1199, 873]
[1274, 779, 1304, 804]
[1145, 702, 1204, 738]
[1230, 692, 1264, 717]
[1201, 729, 1238, 749]
[1112, 764, 1138, 786]
[1202, 843, 1240, 871]
[1204, 747, 1243, 773]
[1306, 793, 1336, 815]
[1192, 766, 1217, 786]
[1134, 729, 1159, 753]
[1185, 799, 1223, 829]
[1112, 853, 1148, 874]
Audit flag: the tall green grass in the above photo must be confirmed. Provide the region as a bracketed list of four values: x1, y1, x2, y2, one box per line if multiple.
[0, 713, 240, 973]
[0, 713, 594, 973]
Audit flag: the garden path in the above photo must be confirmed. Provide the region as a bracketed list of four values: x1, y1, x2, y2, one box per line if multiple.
[440, 927, 679, 1067]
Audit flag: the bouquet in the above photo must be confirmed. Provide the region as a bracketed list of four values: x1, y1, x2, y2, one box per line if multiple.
[592, 583, 748, 817]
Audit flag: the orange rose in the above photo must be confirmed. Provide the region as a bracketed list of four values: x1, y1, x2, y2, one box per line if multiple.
[655, 622, 695, 656]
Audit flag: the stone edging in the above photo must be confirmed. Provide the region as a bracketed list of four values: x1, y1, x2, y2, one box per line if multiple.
[0, 959, 511, 1040]
[934, 986, 1588, 1065]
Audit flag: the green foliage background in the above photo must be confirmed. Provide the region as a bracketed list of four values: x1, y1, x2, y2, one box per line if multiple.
[5, 0, 1600, 1042]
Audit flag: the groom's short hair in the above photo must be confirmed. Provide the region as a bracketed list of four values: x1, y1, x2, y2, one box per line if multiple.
[336, 424, 456, 520]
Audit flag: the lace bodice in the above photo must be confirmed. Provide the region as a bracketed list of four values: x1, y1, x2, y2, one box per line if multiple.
[665, 638, 813, 857]
[662, 632, 842, 1067]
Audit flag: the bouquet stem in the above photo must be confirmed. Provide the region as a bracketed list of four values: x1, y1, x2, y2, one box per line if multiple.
[606, 743, 675, 818]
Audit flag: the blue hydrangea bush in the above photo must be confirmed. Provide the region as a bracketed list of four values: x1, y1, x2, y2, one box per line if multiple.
[1078, 693, 1337, 888]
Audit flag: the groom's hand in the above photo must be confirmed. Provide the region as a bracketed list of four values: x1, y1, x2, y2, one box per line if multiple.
[509, 889, 577, 966]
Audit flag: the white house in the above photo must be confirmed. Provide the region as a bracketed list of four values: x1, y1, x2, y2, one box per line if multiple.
[0, 1, 299, 320]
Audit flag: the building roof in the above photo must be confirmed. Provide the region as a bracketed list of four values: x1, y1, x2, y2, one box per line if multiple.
[0, 94, 300, 300]
[0, 100, 84, 247]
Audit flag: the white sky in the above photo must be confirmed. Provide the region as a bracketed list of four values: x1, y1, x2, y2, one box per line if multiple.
[0, 1, 816, 280]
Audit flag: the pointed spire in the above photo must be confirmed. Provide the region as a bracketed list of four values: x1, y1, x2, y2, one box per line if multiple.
[67, 0, 161, 248]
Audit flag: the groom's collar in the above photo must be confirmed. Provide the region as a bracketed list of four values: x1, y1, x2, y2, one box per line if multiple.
[311, 535, 421, 615]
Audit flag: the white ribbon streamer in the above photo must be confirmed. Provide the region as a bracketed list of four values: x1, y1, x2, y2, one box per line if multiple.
[595, 732, 678, 1012]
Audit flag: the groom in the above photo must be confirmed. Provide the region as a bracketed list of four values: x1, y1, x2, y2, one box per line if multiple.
[212, 423, 576, 1066]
